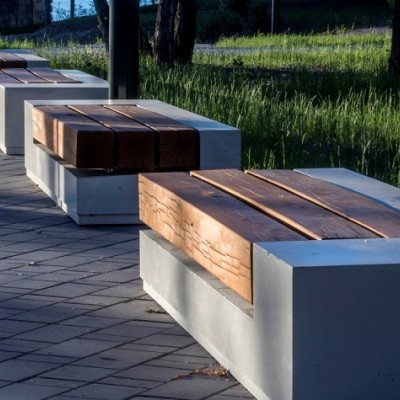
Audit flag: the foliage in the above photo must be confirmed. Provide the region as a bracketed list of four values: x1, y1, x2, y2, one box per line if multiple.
[6, 28, 400, 188]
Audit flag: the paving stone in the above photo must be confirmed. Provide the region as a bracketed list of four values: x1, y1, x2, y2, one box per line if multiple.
[59, 382, 144, 399]
[13, 323, 93, 343]
[98, 376, 161, 389]
[141, 376, 237, 400]
[42, 364, 117, 382]
[19, 353, 77, 365]
[0, 383, 67, 399]
[0, 338, 51, 353]
[0, 351, 21, 362]
[0, 298, 54, 311]
[116, 364, 189, 382]
[134, 333, 196, 349]
[88, 283, 144, 299]
[0, 359, 59, 381]
[10, 304, 88, 323]
[76, 347, 163, 370]
[2, 277, 60, 290]
[210, 384, 254, 398]
[35, 338, 121, 358]
[0, 319, 44, 334]
[34, 282, 108, 298]
[26, 377, 85, 389]
[61, 315, 125, 329]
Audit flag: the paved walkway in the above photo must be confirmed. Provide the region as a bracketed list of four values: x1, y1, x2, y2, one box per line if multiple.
[0, 153, 254, 400]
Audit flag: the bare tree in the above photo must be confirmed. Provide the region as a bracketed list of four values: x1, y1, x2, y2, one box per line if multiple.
[93, 0, 109, 50]
[154, 0, 197, 66]
[389, 0, 400, 80]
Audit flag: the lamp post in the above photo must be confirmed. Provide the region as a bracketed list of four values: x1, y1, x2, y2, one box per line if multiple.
[271, 0, 280, 34]
[109, 0, 140, 99]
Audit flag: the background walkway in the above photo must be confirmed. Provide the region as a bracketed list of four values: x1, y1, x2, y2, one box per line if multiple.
[0, 153, 254, 400]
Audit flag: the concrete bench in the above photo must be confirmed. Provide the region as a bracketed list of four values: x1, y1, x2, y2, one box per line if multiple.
[139, 168, 400, 400]
[24, 99, 241, 225]
[0, 50, 49, 68]
[1, 69, 108, 155]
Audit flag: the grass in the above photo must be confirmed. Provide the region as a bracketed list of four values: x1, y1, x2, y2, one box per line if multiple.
[2, 27, 400, 188]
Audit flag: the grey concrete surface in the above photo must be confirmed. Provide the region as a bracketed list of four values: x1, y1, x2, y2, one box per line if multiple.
[0, 152, 254, 400]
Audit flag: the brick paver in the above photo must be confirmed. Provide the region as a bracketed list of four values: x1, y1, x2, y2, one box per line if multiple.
[0, 153, 254, 399]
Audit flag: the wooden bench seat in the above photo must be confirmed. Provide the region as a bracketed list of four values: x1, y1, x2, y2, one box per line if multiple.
[0, 52, 27, 68]
[32, 104, 199, 171]
[139, 168, 400, 303]
[0, 68, 81, 84]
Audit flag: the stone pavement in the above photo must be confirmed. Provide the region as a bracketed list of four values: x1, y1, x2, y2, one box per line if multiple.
[0, 153, 254, 400]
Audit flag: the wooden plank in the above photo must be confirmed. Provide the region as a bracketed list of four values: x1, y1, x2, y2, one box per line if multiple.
[0, 52, 27, 68]
[247, 169, 400, 238]
[1, 68, 50, 84]
[192, 169, 378, 240]
[139, 172, 306, 303]
[69, 105, 155, 169]
[0, 70, 22, 84]
[105, 105, 198, 169]
[28, 68, 81, 83]
[32, 105, 114, 168]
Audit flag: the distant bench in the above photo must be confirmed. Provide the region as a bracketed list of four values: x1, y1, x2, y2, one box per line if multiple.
[0, 51, 49, 68]
[24, 99, 241, 225]
[0, 69, 108, 155]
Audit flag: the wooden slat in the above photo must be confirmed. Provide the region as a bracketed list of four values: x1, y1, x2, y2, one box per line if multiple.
[192, 169, 378, 240]
[247, 169, 400, 238]
[139, 172, 306, 303]
[32, 105, 114, 168]
[0, 70, 22, 84]
[28, 68, 81, 83]
[105, 105, 198, 169]
[1, 68, 50, 83]
[0, 52, 27, 68]
[69, 105, 155, 169]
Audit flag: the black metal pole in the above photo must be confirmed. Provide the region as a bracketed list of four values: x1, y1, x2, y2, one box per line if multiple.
[70, 0, 75, 18]
[271, 0, 280, 34]
[109, 0, 140, 99]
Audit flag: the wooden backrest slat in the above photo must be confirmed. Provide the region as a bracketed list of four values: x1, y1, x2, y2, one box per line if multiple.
[247, 169, 400, 238]
[192, 169, 379, 240]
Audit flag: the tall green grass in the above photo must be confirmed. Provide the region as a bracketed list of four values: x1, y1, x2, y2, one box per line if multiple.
[8, 31, 400, 188]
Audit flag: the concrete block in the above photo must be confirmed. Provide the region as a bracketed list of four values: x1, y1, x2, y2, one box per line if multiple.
[140, 169, 400, 400]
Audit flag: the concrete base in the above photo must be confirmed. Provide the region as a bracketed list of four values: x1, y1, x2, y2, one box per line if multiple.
[25, 99, 241, 225]
[140, 169, 400, 400]
[1, 70, 108, 155]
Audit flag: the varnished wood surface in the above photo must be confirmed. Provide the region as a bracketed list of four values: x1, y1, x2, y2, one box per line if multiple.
[32, 104, 198, 171]
[33, 105, 114, 169]
[0, 52, 27, 68]
[28, 68, 81, 83]
[1, 68, 50, 83]
[139, 172, 306, 303]
[0, 70, 21, 84]
[70, 105, 155, 169]
[105, 105, 199, 169]
[248, 169, 400, 238]
[192, 169, 378, 240]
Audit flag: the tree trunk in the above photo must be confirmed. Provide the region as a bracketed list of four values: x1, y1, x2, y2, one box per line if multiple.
[389, 0, 400, 81]
[93, 0, 109, 51]
[173, 0, 196, 64]
[154, 0, 178, 66]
